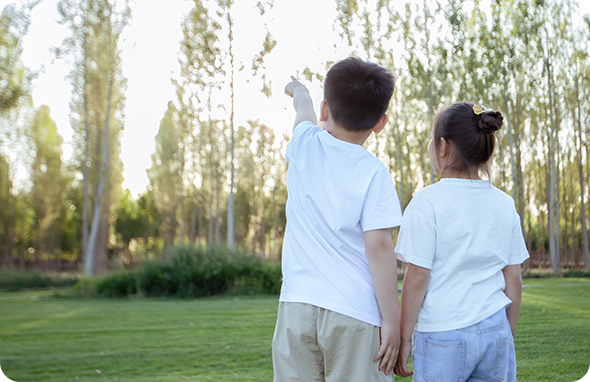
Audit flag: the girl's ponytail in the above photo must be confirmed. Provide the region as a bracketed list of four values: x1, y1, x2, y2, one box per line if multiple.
[478, 110, 503, 134]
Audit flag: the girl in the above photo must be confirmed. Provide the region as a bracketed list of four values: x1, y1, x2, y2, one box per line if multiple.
[393, 102, 529, 382]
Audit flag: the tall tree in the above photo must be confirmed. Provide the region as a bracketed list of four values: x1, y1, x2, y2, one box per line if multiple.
[27, 106, 67, 263]
[0, 2, 37, 266]
[147, 102, 182, 249]
[217, 0, 237, 248]
[58, 0, 130, 275]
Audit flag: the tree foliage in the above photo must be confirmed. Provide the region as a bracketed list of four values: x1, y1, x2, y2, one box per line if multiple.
[1, 0, 589, 272]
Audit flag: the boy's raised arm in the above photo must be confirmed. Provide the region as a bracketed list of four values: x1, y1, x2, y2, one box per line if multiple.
[284, 76, 317, 131]
[364, 228, 401, 376]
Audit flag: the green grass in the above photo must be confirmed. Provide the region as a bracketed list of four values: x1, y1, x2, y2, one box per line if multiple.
[0, 293, 277, 381]
[515, 278, 590, 381]
[395, 278, 590, 382]
[0, 278, 589, 381]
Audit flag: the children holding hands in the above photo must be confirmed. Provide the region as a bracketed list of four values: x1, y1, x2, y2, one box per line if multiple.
[274, 57, 527, 382]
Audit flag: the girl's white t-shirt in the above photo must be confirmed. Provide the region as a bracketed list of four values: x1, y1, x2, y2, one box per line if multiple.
[279, 121, 402, 327]
[396, 178, 529, 332]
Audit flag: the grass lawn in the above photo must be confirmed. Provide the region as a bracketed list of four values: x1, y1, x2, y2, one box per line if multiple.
[0, 278, 588, 381]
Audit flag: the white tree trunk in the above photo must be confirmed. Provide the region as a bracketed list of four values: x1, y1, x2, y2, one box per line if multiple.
[575, 74, 590, 269]
[85, 54, 115, 276]
[546, 50, 559, 273]
[226, 9, 235, 248]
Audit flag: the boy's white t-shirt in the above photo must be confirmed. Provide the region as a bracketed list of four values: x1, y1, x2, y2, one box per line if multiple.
[280, 121, 402, 327]
[396, 178, 530, 332]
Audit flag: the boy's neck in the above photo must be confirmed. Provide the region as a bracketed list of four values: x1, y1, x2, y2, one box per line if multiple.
[323, 120, 373, 145]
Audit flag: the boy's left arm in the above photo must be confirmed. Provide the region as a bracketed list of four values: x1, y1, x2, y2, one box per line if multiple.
[364, 228, 401, 376]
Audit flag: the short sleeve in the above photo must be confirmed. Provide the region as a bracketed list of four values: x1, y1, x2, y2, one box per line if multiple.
[360, 166, 402, 232]
[394, 194, 436, 269]
[285, 121, 321, 163]
[508, 214, 530, 265]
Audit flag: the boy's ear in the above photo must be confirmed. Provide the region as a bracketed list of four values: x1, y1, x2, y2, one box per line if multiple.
[372, 114, 388, 134]
[320, 100, 329, 122]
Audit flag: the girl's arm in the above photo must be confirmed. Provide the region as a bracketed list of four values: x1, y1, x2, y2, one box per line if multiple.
[502, 264, 523, 336]
[394, 263, 430, 378]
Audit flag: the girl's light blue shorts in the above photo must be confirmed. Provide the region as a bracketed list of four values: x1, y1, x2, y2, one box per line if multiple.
[412, 307, 516, 382]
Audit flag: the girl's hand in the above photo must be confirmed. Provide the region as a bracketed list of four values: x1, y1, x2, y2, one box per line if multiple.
[394, 338, 413, 377]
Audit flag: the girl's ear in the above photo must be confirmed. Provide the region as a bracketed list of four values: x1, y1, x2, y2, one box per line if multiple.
[439, 137, 449, 158]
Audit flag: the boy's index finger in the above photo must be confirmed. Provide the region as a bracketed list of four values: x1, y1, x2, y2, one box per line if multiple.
[284, 76, 303, 98]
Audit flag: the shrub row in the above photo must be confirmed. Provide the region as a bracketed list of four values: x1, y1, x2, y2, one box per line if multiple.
[73, 245, 283, 298]
[0, 269, 80, 291]
[562, 269, 590, 278]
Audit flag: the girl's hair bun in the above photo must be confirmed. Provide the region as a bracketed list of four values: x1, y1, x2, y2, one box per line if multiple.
[479, 110, 503, 134]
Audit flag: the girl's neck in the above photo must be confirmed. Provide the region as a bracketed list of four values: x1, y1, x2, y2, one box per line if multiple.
[441, 167, 481, 180]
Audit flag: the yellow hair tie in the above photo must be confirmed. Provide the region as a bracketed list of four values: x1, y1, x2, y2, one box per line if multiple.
[473, 104, 492, 115]
[473, 105, 484, 115]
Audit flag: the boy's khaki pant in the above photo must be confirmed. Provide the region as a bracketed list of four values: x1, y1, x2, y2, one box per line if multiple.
[272, 302, 393, 382]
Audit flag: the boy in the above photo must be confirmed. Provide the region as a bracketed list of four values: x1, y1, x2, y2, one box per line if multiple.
[272, 57, 402, 381]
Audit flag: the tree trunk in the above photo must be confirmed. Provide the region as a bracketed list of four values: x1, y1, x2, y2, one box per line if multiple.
[215, 171, 221, 246]
[574, 71, 590, 269]
[271, 185, 278, 260]
[555, 137, 561, 269]
[97, 207, 109, 273]
[85, 53, 115, 276]
[252, 183, 258, 253]
[197, 193, 204, 248]
[563, 161, 569, 267]
[3, 168, 14, 266]
[260, 188, 266, 261]
[586, 142, 589, 251]
[81, 20, 90, 269]
[545, 48, 559, 273]
[208, 174, 214, 245]
[525, 182, 532, 271]
[498, 138, 507, 191]
[540, 159, 547, 268]
[503, 92, 517, 200]
[570, 163, 576, 267]
[580, 145, 590, 269]
[190, 189, 196, 246]
[226, 9, 235, 248]
[396, 103, 404, 208]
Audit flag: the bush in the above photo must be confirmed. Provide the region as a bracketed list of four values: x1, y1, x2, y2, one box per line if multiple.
[96, 270, 138, 297]
[71, 277, 97, 297]
[0, 269, 79, 291]
[563, 269, 590, 278]
[70, 245, 282, 298]
[135, 245, 282, 298]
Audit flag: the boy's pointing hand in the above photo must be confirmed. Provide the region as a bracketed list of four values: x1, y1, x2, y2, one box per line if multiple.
[284, 76, 305, 98]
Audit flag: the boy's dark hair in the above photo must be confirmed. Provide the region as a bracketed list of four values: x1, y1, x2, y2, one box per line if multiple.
[433, 102, 503, 178]
[324, 57, 395, 132]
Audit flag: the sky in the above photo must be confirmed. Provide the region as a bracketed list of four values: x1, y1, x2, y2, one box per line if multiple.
[4, 0, 359, 197]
